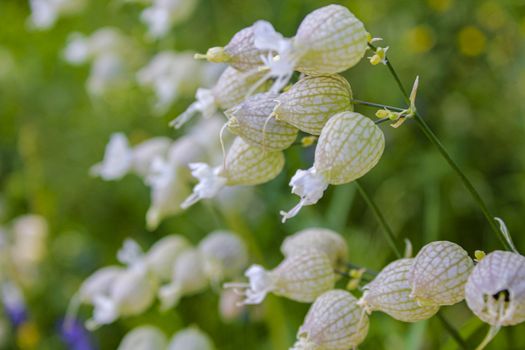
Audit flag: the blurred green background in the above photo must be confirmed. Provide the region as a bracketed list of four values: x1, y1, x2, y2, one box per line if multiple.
[1, 0, 525, 349]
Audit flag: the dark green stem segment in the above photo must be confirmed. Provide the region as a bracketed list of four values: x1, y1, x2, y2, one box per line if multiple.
[355, 180, 403, 258]
[367, 43, 512, 251]
[436, 312, 469, 349]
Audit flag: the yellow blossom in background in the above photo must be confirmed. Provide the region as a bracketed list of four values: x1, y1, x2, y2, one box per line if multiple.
[426, 0, 453, 13]
[458, 26, 486, 56]
[17, 322, 40, 349]
[405, 25, 435, 53]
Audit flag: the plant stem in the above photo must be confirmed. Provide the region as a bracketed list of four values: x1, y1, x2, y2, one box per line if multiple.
[368, 44, 511, 250]
[352, 99, 405, 112]
[355, 180, 402, 258]
[436, 312, 469, 349]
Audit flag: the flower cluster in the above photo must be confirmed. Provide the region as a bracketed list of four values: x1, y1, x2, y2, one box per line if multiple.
[69, 230, 248, 329]
[91, 117, 253, 229]
[171, 5, 385, 222]
[117, 325, 214, 350]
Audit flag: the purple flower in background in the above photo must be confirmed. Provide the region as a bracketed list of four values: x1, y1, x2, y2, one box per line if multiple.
[1, 282, 28, 327]
[59, 318, 97, 350]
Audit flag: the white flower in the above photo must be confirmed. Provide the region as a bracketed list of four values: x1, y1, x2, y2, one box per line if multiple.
[11, 214, 48, 268]
[280, 168, 328, 223]
[137, 51, 203, 114]
[144, 235, 191, 281]
[168, 327, 215, 350]
[180, 163, 227, 209]
[131, 137, 172, 177]
[140, 0, 199, 39]
[117, 326, 167, 350]
[90, 133, 133, 181]
[28, 0, 86, 30]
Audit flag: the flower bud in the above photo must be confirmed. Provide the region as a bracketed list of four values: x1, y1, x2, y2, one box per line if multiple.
[226, 92, 298, 151]
[281, 112, 384, 222]
[158, 249, 208, 310]
[293, 5, 368, 75]
[225, 250, 335, 304]
[145, 235, 191, 282]
[292, 290, 368, 350]
[181, 137, 284, 209]
[273, 75, 353, 135]
[196, 21, 274, 71]
[359, 258, 439, 322]
[198, 230, 249, 283]
[88, 264, 157, 329]
[281, 227, 348, 269]
[117, 325, 167, 350]
[465, 251, 525, 326]
[168, 327, 215, 350]
[409, 241, 473, 306]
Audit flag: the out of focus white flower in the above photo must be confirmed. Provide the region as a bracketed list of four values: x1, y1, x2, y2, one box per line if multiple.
[91, 133, 133, 181]
[158, 249, 208, 310]
[145, 234, 191, 281]
[167, 327, 215, 350]
[78, 266, 125, 305]
[140, 0, 199, 39]
[63, 28, 137, 96]
[88, 264, 157, 329]
[137, 51, 204, 114]
[131, 137, 172, 177]
[117, 325, 167, 350]
[11, 215, 48, 274]
[28, 0, 86, 30]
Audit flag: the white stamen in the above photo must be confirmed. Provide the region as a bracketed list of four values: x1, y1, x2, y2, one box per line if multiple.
[223, 265, 274, 305]
[180, 163, 227, 209]
[170, 88, 217, 129]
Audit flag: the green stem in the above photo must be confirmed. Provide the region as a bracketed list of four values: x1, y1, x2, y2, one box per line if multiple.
[436, 312, 469, 349]
[352, 99, 405, 113]
[368, 44, 511, 251]
[355, 180, 402, 258]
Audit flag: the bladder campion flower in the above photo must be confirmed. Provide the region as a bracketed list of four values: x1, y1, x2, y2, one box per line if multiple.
[181, 137, 285, 209]
[281, 111, 384, 222]
[225, 92, 298, 151]
[291, 289, 369, 350]
[358, 258, 439, 322]
[272, 74, 353, 135]
[225, 250, 335, 304]
[117, 325, 167, 350]
[465, 251, 525, 326]
[198, 230, 248, 283]
[280, 227, 348, 270]
[144, 235, 191, 282]
[171, 66, 266, 129]
[409, 241, 473, 306]
[168, 327, 215, 350]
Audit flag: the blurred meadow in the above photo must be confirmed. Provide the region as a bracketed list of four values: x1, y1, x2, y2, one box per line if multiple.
[1, 0, 525, 349]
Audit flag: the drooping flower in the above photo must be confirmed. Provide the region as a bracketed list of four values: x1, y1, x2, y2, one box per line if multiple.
[170, 66, 265, 129]
[198, 230, 248, 283]
[28, 0, 86, 30]
[158, 249, 208, 310]
[225, 92, 298, 151]
[281, 111, 384, 222]
[465, 251, 525, 327]
[131, 137, 172, 177]
[409, 241, 473, 306]
[358, 258, 439, 322]
[141, 0, 199, 39]
[292, 290, 368, 350]
[117, 325, 167, 350]
[167, 327, 215, 350]
[273, 74, 353, 135]
[90, 133, 133, 181]
[144, 235, 191, 282]
[181, 137, 284, 209]
[280, 227, 348, 270]
[225, 250, 335, 305]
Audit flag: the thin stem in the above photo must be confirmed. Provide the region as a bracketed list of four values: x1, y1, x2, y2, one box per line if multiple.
[436, 312, 469, 349]
[355, 180, 402, 258]
[368, 44, 511, 250]
[352, 99, 405, 113]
